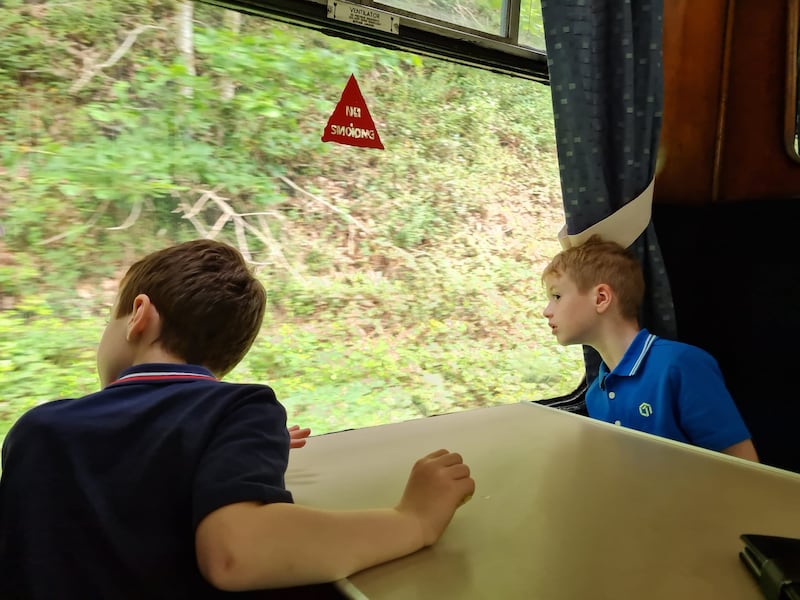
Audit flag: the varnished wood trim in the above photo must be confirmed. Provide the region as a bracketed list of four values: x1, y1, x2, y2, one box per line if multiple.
[785, 0, 800, 162]
[712, 0, 737, 201]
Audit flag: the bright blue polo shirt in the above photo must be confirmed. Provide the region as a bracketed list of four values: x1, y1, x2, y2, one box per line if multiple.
[0, 363, 294, 599]
[585, 329, 751, 451]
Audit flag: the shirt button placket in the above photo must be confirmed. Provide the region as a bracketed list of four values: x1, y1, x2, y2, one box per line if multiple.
[607, 387, 621, 426]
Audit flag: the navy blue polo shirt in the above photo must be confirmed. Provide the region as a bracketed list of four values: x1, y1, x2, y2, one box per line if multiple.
[585, 329, 751, 451]
[0, 363, 293, 599]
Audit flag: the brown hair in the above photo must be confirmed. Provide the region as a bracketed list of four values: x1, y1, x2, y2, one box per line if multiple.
[115, 239, 266, 377]
[542, 235, 644, 320]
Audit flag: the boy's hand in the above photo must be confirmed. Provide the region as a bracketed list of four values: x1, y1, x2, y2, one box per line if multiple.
[288, 425, 311, 449]
[396, 449, 475, 547]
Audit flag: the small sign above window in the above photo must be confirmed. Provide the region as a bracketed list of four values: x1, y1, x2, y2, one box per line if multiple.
[327, 0, 400, 34]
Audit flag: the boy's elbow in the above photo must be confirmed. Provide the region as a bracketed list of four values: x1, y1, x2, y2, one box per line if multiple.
[196, 505, 260, 591]
[196, 501, 323, 590]
[721, 439, 760, 462]
[196, 530, 248, 591]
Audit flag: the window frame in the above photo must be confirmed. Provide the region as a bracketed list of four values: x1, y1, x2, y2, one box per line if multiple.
[200, 0, 550, 83]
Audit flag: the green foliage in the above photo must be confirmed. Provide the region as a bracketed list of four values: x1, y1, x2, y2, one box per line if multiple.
[0, 298, 99, 438]
[0, 1, 583, 442]
[229, 318, 577, 434]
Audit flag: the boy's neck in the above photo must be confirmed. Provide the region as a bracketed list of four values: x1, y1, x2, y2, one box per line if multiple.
[131, 344, 187, 369]
[593, 320, 641, 372]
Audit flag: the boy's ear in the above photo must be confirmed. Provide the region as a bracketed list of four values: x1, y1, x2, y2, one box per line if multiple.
[593, 283, 613, 314]
[126, 294, 156, 341]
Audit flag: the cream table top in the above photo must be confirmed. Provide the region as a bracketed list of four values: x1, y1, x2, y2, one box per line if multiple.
[285, 402, 800, 600]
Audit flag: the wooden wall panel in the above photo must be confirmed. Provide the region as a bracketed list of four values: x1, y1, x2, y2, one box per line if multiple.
[657, 0, 729, 205]
[658, 0, 800, 204]
[717, 0, 800, 201]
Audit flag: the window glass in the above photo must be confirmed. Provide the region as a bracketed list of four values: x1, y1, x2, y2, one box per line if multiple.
[0, 0, 581, 440]
[518, 0, 546, 50]
[378, 0, 504, 36]
[377, 0, 546, 52]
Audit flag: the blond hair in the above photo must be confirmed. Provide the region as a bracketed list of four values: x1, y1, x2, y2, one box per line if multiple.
[542, 235, 644, 320]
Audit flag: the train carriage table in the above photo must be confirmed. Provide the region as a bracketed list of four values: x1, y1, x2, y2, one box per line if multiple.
[285, 401, 800, 600]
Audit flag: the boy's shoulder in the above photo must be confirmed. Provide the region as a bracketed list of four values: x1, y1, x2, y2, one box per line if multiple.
[3, 374, 286, 465]
[8, 371, 281, 438]
[616, 330, 717, 376]
[646, 337, 723, 379]
[650, 337, 716, 362]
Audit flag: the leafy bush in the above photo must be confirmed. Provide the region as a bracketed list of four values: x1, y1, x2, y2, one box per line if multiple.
[0, 1, 584, 445]
[0, 298, 99, 438]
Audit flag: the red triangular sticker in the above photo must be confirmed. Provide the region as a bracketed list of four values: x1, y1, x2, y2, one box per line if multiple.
[322, 74, 384, 149]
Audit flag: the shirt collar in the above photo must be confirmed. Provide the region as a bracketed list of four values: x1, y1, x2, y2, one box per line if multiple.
[598, 329, 658, 378]
[108, 363, 217, 387]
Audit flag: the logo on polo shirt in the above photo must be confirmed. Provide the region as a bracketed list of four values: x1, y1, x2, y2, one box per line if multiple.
[639, 402, 653, 417]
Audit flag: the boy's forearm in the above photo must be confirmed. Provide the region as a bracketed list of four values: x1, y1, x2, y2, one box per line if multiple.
[196, 501, 425, 591]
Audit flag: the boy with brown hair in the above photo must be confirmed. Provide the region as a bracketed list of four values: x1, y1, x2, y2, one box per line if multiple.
[0, 239, 475, 598]
[541, 235, 758, 461]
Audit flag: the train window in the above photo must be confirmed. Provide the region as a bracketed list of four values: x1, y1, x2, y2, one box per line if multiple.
[205, 0, 548, 81]
[0, 0, 581, 439]
[378, 0, 506, 35]
[375, 0, 545, 49]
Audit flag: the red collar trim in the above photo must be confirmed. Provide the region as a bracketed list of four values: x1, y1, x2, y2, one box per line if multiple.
[110, 372, 217, 385]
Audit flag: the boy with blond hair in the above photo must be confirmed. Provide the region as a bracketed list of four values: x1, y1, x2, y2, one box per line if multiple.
[541, 235, 758, 461]
[0, 239, 475, 598]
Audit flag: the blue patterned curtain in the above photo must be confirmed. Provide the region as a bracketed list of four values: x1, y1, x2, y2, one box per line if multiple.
[541, 0, 676, 409]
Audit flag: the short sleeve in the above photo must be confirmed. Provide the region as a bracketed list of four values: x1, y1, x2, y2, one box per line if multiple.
[670, 347, 751, 451]
[192, 386, 293, 528]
